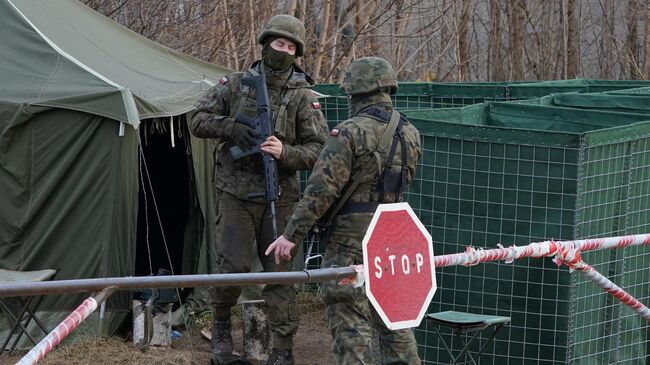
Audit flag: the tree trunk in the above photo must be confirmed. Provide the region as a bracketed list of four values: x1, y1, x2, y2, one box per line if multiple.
[351, 0, 361, 58]
[393, 0, 405, 76]
[457, 0, 472, 81]
[644, 1, 650, 79]
[626, 0, 641, 79]
[508, 0, 525, 80]
[536, 1, 557, 80]
[248, 0, 258, 64]
[288, 0, 298, 16]
[223, 1, 239, 70]
[489, 0, 505, 81]
[600, 0, 615, 79]
[564, 0, 578, 79]
[313, 0, 332, 82]
[437, 2, 449, 81]
[328, 0, 345, 83]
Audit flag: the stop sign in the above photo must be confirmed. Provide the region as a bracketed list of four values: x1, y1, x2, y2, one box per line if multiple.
[362, 202, 436, 330]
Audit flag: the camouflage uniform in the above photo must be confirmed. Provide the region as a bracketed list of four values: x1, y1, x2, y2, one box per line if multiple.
[282, 57, 422, 365]
[190, 15, 328, 356]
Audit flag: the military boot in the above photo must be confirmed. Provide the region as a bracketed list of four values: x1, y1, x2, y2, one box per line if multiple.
[265, 349, 294, 365]
[211, 318, 234, 363]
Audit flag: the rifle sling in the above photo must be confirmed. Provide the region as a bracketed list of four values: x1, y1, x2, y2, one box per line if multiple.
[319, 109, 402, 228]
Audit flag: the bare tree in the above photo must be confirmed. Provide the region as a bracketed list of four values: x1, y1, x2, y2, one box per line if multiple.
[312, 0, 332, 82]
[507, 0, 525, 80]
[625, 0, 642, 79]
[599, 0, 616, 78]
[288, 0, 298, 16]
[456, 0, 472, 81]
[86, 0, 650, 82]
[437, 1, 451, 81]
[644, 1, 650, 79]
[564, 0, 579, 78]
[489, 0, 505, 81]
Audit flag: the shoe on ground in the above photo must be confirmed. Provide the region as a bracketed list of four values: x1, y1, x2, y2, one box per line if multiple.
[266, 348, 294, 365]
[211, 319, 233, 355]
[210, 354, 252, 365]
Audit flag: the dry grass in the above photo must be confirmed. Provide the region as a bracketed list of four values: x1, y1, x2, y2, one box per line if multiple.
[4, 336, 208, 365]
[2, 291, 332, 365]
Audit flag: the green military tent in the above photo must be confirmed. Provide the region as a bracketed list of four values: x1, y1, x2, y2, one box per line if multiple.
[0, 0, 229, 342]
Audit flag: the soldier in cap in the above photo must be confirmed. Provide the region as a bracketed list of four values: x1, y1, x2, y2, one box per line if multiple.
[266, 57, 422, 364]
[190, 14, 328, 365]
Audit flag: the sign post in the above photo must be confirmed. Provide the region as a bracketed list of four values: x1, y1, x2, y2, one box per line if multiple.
[362, 202, 436, 330]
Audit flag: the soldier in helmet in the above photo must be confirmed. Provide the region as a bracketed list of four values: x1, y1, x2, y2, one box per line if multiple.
[190, 14, 328, 365]
[266, 57, 422, 364]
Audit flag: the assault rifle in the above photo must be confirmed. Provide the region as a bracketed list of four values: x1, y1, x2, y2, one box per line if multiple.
[229, 72, 280, 238]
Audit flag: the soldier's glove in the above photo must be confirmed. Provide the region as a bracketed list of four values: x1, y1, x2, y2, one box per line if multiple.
[229, 121, 258, 150]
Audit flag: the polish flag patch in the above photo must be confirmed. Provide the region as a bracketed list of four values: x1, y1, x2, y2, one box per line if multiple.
[311, 101, 321, 109]
[218, 76, 228, 85]
[330, 128, 340, 137]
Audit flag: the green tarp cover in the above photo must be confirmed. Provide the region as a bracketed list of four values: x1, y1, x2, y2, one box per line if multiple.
[314, 79, 650, 100]
[507, 79, 650, 98]
[403, 93, 650, 134]
[1, 0, 229, 126]
[551, 88, 650, 112]
[486, 102, 650, 132]
[606, 86, 650, 96]
[403, 103, 488, 125]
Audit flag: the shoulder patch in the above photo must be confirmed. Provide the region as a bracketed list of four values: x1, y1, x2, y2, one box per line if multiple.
[218, 76, 229, 85]
[330, 128, 340, 137]
[311, 101, 321, 109]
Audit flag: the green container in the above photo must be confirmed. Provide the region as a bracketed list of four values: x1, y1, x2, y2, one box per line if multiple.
[404, 94, 650, 364]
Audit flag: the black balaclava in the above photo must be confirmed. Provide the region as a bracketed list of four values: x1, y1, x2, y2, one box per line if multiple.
[262, 39, 296, 72]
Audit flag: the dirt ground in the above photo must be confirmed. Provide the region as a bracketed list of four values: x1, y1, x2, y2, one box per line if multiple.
[2, 293, 335, 365]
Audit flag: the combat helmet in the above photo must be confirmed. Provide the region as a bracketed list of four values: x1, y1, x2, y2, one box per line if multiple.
[340, 57, 398, 96]
[258, 15, 306, 57]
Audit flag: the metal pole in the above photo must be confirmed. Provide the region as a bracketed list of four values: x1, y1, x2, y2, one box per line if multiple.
[0, 267, 358, 298]
[15, 287, 116, 365]
[574, 261, 650, 322]
[553, 245, 650, 322]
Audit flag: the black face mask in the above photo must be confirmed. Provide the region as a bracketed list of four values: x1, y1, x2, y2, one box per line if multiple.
[262, 43, 295, 71]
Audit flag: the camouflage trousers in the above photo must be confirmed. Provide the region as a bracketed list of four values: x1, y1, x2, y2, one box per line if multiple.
[211, 191, 299, 349]
[318, 245, 421, 365]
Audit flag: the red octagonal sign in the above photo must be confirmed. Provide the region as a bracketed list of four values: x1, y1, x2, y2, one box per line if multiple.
[362, 202, 436, 330]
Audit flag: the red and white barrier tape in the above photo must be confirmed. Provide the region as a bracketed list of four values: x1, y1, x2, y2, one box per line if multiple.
[15, 287, 114, 365]
[15, 298, 98, 365]
[566, 259, 650, 321]
[433, 233, 650, 268]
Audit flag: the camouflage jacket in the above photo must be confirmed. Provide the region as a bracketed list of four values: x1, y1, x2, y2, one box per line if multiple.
[190, 62, 328, 203]
[283, 93, 422, 254]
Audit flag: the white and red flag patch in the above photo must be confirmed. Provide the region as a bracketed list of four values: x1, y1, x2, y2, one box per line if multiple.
[330, 128, 340, 137]
[312, 101, 321, 109]
[218, 76, 228, 85]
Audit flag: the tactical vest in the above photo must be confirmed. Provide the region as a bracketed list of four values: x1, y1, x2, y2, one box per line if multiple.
[214, 65, 310, 204]
[308, 106, 411, 248]
[338, 106, 409, 214]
